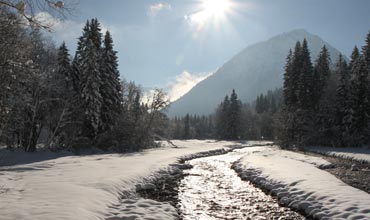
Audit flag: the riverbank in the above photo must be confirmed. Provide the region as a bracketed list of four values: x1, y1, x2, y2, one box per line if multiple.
[0, 140, 247, 220]
[233, 146, 370, 219]
[138, 144, 304, 220]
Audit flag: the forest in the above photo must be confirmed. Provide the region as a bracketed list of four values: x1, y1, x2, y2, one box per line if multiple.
[1, 1, 370, 153]
[169, 31, 370, 149]
[0, 9, 169, 153]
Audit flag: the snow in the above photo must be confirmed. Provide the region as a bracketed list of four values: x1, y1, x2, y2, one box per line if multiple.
[0, 140, 245, 220]
[2, 141, 370, 220]
[234, 146, 370, 219]
[308, 146, 370, 163]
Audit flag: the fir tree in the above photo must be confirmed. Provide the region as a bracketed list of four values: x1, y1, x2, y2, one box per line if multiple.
[100, 31, 123, 133]
[351, 57, 370, 145]
[56, 42, 73, 93]
[183, 114, 190, 139]
[297, 39, 314, 109]
[313, 46, 331, 108]
[334, 54, 351, 145]
[283, 49, 294, 107]
[313, 46, 333, 145]
[229, 89, 242, 140]
[216, 95, 230, 139]
[80, 39, 103, 139]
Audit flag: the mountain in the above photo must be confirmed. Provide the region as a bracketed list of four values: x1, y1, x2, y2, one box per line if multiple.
[167, 29, 345, 117]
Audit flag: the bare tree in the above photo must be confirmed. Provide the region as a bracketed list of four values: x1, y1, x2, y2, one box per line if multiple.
[0, 0, 78, 30]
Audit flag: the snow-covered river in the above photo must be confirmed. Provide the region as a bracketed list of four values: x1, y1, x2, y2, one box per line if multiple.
[178, 149, 304, 219]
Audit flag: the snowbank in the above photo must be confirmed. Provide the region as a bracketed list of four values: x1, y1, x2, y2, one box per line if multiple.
[308, 146, 370, 163]
[234, 146, 370, 219]
[0, 140, 249, 220]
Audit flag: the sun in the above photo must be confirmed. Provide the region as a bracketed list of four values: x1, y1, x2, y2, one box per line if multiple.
[187, 0, 234, 25]
[202, 0, 232, 17]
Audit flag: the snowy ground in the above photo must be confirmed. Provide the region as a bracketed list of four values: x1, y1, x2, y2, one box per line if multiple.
[234, 146, 370, 219]
[307, 146, 370, 163]
[0, 140, 252, 220]
[2, 141, 370, 220]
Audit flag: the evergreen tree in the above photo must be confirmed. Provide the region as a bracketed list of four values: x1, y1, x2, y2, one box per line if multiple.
[362, 31, 370, 70]
[80, 39, 103, 139]
[229, 89, 242, 140]
[183, 114, 190, 139]
[350, 56, 369, 145]
[297, 39, 314, 109]
[313, 46, 331, 108]
[313, 46, 333, 145]
[216, 95, 230, 139]
[349, 46, 360, 70]
[71, 20, 91, 94]
[334, 54, 351, 145]
[290, 41, 302, 107]
[283, 49, 294, 107]
[55, 42, 73, 93]
[100, 31, 123, 133]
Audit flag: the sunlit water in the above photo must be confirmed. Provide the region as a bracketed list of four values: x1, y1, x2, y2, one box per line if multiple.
[178, 150, 304, 220]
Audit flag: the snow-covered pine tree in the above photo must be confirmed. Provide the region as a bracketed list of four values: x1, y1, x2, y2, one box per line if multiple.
[334, 54, 351, 145]
[100, 31, 123, 133]
[283, 49, 294, 108]
[216, 95, 230, 139]
[290, 41, 302, 108]
[56, 42, 73, 93]
[350, 49, 370, 145]
[313, 46, 334, 145]
[71, 20, 90, 93]
[80, 38, 103, 139]
[229, 89, 242, 140]
[46, 42, 74, 148]
[295, 39, 315, 145]
[349, 46, 360, 70]
[183, 114, 190, 139]
[362, 31, 370, 143]
[313, 46, 331, 108]
[297, 39, 314, 109]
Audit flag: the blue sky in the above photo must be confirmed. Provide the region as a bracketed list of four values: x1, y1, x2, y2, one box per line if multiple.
[47, 0, 370, 98]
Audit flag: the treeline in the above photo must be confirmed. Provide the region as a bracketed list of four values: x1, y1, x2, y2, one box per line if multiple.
[281, 32, 370, 147]
[167, 89, 282, 140]
[0, 11, 168, 152]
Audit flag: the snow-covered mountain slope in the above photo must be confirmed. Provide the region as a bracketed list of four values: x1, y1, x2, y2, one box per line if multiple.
[167, 29, 344, 117]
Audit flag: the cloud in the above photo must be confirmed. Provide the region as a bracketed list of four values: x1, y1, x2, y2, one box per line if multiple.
[167, 71, 212, 102]
[148, 2, 172, 17]
[36, 12, 116, 53]
[36, 12, 83, 40]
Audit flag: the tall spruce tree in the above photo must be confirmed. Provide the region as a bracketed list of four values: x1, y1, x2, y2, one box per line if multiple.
[349, 32, 370, 144]
[334, 54, 351, 145]
[313, 46, 331, 107]
[314, 46, 333, 145]
[297, 39, 314, 109]
[100, 31, 123, 133]
[80, 38, 103, 139]
[296, 39, 314, 145]
[183, 114, 190, 139]
[229, 89, 242, 140]
[283, 49, 294, 107]
[216, 95, 230, 139]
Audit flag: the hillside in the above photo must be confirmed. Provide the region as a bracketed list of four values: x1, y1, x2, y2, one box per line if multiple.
[167, 29, 344, 117]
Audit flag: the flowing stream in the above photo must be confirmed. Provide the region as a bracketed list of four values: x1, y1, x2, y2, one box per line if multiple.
[178, 149, 305, 220]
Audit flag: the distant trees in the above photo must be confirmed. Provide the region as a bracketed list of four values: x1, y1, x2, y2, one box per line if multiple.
[281, 31, 370, 147]
[215, 89, 242, 140]
[167, 89, 282, 141]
